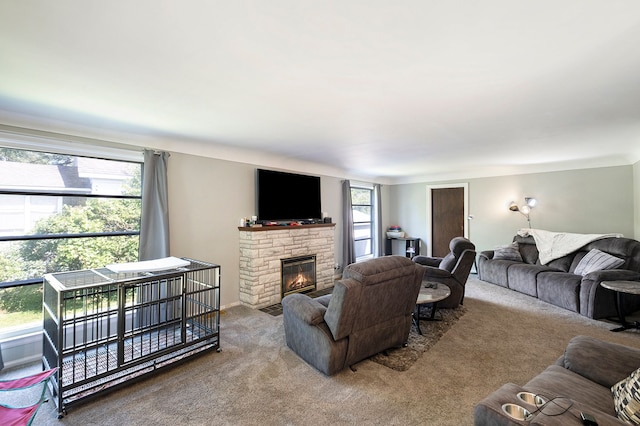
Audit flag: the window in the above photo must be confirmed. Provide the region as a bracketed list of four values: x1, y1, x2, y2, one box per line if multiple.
[0, 147, 142, 333]
[351, 185, 374, 260]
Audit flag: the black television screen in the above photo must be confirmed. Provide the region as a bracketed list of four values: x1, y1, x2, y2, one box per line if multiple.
[256, 169, 322, 222]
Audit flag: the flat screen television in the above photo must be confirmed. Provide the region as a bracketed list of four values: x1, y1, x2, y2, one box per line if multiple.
[256, 169, 322, 222]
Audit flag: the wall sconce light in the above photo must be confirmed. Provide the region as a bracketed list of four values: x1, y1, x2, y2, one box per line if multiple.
[509, 197, 537, 227]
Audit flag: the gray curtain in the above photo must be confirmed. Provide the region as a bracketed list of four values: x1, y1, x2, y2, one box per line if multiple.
[139, 149, 170, 260]
[342, 180, 355, 268]
[374, 184, 383, 257]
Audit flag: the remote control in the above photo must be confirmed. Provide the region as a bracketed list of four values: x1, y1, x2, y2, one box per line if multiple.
[580, 412, 598, 426]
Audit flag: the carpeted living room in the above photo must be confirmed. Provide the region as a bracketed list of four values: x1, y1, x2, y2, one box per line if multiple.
[5, 275, 640, 425]
[2, 2, 640, 425]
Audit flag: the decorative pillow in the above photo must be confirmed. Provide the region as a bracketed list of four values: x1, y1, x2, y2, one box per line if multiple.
[612, 367, 640, 424]
[493, 243, 523, 262]
[574, 249, 624, 276]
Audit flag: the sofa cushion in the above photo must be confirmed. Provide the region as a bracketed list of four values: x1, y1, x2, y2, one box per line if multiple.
[507, 263, 549, 297]
[546, 254, 575, 272]
[612, 367, 640, 425]
[515, 235, 540, 264]
[493, 243, 523, 261]
[525, 364, 617, 416]
[561, 335, 640, 389]
[521, 250, 540, 265]
[574, 249, 625, 276]
[477, 256, 514, 287]
[536, 271, 581, 312]
[439, 252, 457, 271]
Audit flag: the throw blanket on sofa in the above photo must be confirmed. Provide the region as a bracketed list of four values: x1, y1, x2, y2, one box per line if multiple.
[517, 229, 623, 265]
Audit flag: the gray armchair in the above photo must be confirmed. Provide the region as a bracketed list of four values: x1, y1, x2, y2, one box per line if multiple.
[282, 256, 423, 375]
[412, 237, 476, 308]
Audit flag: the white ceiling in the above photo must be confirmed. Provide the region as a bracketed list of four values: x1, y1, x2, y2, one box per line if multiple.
[1, 1, 640, 183]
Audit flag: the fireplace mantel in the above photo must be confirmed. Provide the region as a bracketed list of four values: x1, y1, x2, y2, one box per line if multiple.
[238, 223, 335, 232]
[239, 224, 335, 309]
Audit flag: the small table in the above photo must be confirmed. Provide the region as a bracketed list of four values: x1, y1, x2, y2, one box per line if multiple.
[600, 281, 640, 332]
[385, 237, 420, 258]
[413, 282, 451, 335]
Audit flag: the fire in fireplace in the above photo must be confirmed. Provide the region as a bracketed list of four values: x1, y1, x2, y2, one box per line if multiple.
[281, 255, 316, 298]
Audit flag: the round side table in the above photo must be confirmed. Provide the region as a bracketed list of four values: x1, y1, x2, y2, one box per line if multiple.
[413, 282, 451, 335]
[600, 281, 640, 332]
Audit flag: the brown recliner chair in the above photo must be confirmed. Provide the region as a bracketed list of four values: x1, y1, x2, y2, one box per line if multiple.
[412, 237, 476, 308]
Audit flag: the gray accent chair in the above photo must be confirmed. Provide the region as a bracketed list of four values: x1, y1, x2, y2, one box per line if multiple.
[412, 237, 477, 308]
[282, 255, 423, 375]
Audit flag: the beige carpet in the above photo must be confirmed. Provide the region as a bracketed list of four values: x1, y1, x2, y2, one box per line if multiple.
[5, 276, 640, 426]
[370, 305, 466, 371]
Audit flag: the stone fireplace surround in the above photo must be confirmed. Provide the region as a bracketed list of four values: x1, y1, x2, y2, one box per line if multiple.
[238, 223, 335, 309]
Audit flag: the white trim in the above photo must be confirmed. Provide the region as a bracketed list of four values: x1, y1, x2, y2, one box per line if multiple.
[350, 180, 374, 189]
[0, 126, 143, 163]
[425, 183, 469, 256]
[0, 322, 41, 341]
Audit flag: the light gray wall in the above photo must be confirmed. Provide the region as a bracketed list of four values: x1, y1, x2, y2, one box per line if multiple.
[167, 152, 636, 308]
[635, 160, 640, 240]
[167, 152, 343, 308]
[388, 165, 635, 255]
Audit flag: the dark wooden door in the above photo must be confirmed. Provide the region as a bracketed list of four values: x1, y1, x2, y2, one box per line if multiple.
[431, 187, 465, 257]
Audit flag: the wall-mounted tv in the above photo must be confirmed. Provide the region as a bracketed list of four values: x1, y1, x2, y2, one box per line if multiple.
[256, 169, 322, 222]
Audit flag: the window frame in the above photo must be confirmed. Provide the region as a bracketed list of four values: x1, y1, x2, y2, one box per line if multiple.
[0, 129, 143, 285]
[0, 131, 145, 366]
[0, 160, 143, 289]
[350, 184, 375, 261]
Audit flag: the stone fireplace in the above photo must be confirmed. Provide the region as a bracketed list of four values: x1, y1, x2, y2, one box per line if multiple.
[238, 224, 335, 308]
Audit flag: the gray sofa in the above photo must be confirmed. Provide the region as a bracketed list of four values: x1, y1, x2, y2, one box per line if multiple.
[282, 255, 423, 375]
[478, 235, 640, 319]
[474, 335, 640, 425]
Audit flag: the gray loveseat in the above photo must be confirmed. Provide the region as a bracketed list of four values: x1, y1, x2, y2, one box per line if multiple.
[478, 235, 640, 319]
[474, 335, 640, 425]
[282, 255, 423, 375]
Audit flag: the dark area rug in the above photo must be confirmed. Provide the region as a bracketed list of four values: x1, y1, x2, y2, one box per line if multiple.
[369, 306, 466, 371]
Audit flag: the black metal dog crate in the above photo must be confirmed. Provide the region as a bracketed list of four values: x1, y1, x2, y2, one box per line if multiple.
[42, 258, 220, 417]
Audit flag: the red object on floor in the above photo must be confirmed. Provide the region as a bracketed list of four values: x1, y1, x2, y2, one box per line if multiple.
[0, 403, 40, 426]
[0, 369, 57, 391]
[0, 368, 57, 426]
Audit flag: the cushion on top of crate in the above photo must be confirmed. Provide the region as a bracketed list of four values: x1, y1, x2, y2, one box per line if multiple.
[106, 256, 190, 273]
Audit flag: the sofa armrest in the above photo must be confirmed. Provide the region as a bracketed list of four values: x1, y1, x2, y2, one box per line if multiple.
[474, 383, 528, 426]
[479, 250, 494, 260]
[281, 293, 327, 326]
[584, 269, 640, 282]
[474, 382, 623, 426]
[421, 265, 453, 279]
[413, 255, 443, 268]
[561, 335, 640, 388]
